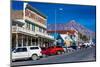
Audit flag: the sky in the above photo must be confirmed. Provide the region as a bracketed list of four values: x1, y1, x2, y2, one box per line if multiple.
[11, 1, 96, 32]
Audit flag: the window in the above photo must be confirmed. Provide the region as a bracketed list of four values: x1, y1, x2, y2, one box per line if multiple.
[43, 29, 46, 33]
[41, 47, 46, 50]
[43, 29, 45, 33]
[32, 24, 35, 31]
[30, 47, 39, 50]
[26, 22, 30, 30]
[48, 46, 54, 49]
[15, 48, 27, 52]
[39, 27, 42, 32]
[25, 9, 30, 17]
[35, 26, 39, 32]
[12, 48, 15, 51]
[56, 46, 62, 48]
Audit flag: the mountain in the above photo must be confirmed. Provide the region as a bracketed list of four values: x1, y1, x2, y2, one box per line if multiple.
[47, 20, 95, 39]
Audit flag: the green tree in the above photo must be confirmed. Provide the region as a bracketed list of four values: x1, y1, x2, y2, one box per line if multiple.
[78, 32, 89, 42]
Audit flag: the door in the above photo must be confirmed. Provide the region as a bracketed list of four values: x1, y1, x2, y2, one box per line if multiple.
[12, 47, 28, 60]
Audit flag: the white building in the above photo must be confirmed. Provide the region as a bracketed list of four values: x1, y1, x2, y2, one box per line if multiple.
[11, 4, 54, 48]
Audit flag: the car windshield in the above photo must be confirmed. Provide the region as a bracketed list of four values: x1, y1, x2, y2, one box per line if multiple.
[41, 47, 46, 50]
[12, 48, 15, 51]
[56, 46, 62, 48]
[48, 46, 54, 49]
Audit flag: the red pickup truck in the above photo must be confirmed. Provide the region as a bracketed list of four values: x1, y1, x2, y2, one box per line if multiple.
[41, 46, 65, 57]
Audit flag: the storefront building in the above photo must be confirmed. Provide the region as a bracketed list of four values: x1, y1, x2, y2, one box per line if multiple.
[47, 29, 78, 47]
[11, 4, 54, 48]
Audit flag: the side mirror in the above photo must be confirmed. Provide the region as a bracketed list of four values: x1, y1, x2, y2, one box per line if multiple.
[13, 51, 16, 53]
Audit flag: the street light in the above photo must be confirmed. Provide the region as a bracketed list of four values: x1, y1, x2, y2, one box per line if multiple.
[54, 8, 63, 46]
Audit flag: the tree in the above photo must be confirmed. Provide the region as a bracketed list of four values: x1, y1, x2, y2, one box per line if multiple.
[78, 32, 89, 42]
[82, 35, 89, 42]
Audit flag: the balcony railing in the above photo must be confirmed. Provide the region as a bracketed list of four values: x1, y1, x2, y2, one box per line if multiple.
[25, 16, 47, 29]
[36, 32, 54, 40]
[12, 26, 36, 36]
[12, 26, 54, 40]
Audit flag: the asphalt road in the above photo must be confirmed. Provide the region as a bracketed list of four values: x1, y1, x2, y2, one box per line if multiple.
[11, 47, 96, 66]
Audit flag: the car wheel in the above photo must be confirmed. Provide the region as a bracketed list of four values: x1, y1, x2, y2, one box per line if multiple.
[31, 54, 39, 60]
[57, 51, 61, 55]
[62, 51, 65, 54]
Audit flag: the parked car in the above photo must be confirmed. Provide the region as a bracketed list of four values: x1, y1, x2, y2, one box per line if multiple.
[67, 47, 75, 52]
[40, 47, 50, 57]
[62, 46, 67, 52]
[80, 45, 86, 49]
[12, 46, 42, 61]
[70, 45, 77, 50]
[41, 46, 65, 56]
[12, 47, 15, 51]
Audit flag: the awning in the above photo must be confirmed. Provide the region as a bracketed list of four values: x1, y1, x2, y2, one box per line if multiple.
[12, 19, 25, 27]
[36, 32, 54, 40]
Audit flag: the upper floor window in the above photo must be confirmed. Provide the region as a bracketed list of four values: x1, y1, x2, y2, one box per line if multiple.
[43, 29, 46, 33]
[32, 24, 35, 31]
[39, 27, 42, 32]
[35, 25, 39, 32]
[26, 22, 31, 30]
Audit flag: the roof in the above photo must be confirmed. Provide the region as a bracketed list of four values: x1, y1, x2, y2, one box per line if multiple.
[60, 34, 68, 40]
[60, 34, 73, 41]
[47, 30, 77, 34]
[66, 30, 77, 34]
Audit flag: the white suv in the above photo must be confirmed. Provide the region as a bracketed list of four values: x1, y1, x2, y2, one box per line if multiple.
[12, 46, 42, 61]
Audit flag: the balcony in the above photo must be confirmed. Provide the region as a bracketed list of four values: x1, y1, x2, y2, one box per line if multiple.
[25, 16, 47, 29]
[12, 26, 36, 36]
[12, 26, 54, 40]
[36, 32, 54, 40]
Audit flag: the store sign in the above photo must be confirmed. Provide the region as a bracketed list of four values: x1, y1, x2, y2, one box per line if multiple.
[25, 9, 45, 25]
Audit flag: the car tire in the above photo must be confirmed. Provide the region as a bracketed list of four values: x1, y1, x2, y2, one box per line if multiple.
[62, 51, 65, 54]
[31, 54, 39, 60]
[57, 51, 62, 55]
